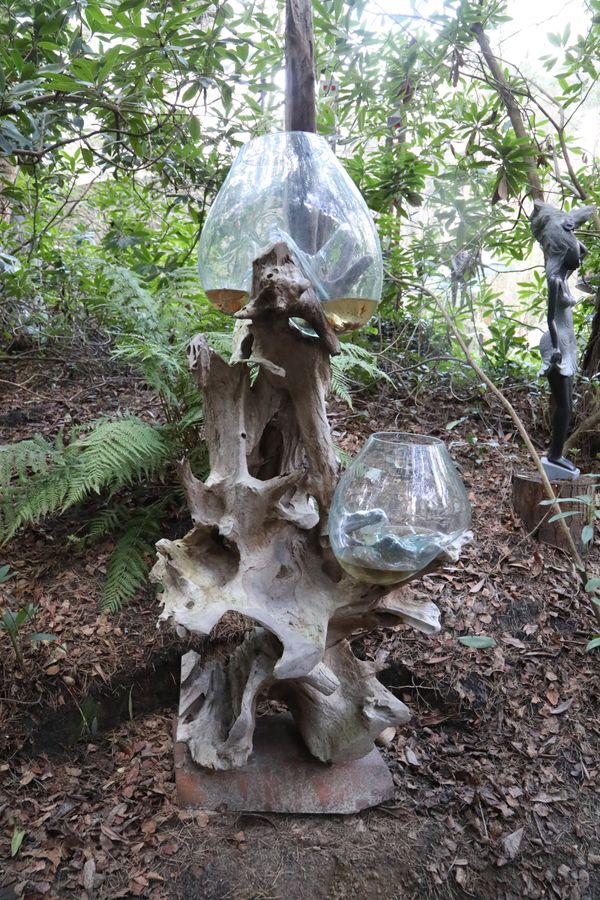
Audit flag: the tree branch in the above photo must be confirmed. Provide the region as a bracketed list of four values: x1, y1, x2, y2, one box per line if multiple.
[470, 22, 544, 201]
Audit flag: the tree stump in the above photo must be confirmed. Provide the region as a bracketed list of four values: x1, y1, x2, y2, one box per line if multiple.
[151, 243, 462, 803]
[512, 471, 596, 554]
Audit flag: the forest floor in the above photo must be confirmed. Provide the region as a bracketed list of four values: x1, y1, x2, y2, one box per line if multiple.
[1, 350, 599, 900]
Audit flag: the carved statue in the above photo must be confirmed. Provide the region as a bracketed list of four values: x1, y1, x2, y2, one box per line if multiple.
[531, 201, 595, 477]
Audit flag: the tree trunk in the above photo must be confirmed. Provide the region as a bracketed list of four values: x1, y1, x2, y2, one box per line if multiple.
[471, 22, 543, 202]
[512, 472, 595, 555]
[285, 0, 316, 132]
[581, 287, 600, 377]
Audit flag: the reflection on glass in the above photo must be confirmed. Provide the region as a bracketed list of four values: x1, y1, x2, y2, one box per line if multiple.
[198, 131, 383, 332]
[328, 433, 472, 584]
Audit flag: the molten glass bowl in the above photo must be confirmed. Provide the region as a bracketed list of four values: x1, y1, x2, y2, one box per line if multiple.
[328, 433, 472, 585]
[198, 131, 383, 332]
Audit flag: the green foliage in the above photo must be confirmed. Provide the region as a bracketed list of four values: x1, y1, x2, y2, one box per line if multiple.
[458, 635, 498, 649]
[11, 828, 26, 858]
[331, 340, 393, 407]
[0, 591, 57, 669]
[101, 509, 165, 613]
[0, 417, 170, 541]
[0, 415, 182, 611]
[540, 481, 600, 550]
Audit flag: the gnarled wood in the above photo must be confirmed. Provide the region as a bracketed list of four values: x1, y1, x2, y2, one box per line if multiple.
[152, 243, 450, 770]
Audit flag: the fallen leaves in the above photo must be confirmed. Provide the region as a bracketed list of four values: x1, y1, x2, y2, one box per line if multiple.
[502, 826, 525, 860]
[11, 827, 26, 857]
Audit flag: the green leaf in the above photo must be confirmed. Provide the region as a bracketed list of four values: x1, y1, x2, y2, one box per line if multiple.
[458, 636, 497, 649]
[585, 577, 600, 593]
[0, 564, 14, 582]
[586, 636, 600, 651]
[548, 511, 579, 523]
[11, 828, 26, 857]
[0, 610, 18, 639]
[181, 82, 198, 103]
[189, 115, 200, 141]
[582, 524, 594, 545]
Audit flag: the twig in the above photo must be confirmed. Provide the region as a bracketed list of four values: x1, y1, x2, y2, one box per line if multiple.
[0, 377, 53, 401]
[406, 281, 600, 626]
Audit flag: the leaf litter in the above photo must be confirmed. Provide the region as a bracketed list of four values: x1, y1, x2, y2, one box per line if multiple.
[1, 356, 599, 899]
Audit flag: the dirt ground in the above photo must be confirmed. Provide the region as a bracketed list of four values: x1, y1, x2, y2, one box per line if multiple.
[1, 352, 599, 900]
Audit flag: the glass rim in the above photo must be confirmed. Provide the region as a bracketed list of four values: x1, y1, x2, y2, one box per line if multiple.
[367, 431, 444, 446]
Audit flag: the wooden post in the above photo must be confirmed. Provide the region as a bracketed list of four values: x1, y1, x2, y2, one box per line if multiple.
[285, 0, 316, 132]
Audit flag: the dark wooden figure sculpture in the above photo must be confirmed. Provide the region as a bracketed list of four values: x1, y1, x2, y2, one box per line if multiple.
[531, 201, 595, 477]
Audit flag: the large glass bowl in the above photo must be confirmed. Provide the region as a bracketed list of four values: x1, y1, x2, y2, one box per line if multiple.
[198, 131, 383, 332]
[328, 433, 472, 584]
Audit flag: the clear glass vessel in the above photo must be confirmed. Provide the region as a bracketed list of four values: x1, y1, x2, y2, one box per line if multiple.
[198, 131, 383, 332]
[328, 433, 472, 585]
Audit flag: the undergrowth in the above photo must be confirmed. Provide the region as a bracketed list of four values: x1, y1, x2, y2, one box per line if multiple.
[0, 316, 387, 611]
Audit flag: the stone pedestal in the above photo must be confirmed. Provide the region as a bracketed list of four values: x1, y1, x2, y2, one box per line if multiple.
[540, 456, 580, 481]
[174, 713, 394, 814]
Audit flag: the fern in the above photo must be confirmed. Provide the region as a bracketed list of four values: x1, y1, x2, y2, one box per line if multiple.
[85, 502, 132, 542]
[76, 417, 169, 492]
[0, 416, 170, 541]
[0, 434, 63, 485]
[331, 341, 392, 407]
[101, 510, 163, 612]
[205, 331, 234, 358]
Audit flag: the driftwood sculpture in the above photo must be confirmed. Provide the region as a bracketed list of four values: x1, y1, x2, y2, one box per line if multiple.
[152, 243, 443, 771]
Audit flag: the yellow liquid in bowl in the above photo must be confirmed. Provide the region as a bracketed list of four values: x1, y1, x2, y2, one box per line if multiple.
[205, 291, 378, 332]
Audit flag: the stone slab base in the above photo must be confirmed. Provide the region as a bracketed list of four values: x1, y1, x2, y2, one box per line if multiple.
[174, 713, 394, 814]
[540, 457, 580, 481]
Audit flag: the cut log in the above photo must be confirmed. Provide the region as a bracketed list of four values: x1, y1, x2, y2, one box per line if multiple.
[512, 471, 596, 554]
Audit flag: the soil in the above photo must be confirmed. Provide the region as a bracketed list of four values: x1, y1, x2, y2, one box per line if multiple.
[1, 350, 599, 900]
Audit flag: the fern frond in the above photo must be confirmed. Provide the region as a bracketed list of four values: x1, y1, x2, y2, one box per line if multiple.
[75, 417, 169, 493]
[111, 334, 187, 388]
[101, 512, 163, 612]
[205, 331, 234, 359]
[176, 402, 204, 431]
[330, 366, 353, 407]
[337, 341, 379, 363]
[1, 470, 71, 539]
[0, 434, 63, 486]
[330, 341, 393, 407]
[0, 416, 171, 542]
[86, 503, 131, 542]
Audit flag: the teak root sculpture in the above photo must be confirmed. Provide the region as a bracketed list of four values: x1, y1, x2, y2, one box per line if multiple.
[152, 243, 444, 771]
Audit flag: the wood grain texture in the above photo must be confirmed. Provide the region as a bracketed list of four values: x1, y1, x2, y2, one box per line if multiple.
[512, 471, 595, 554]
[152, 245, 448, 772]
[285, 0, 316, 132]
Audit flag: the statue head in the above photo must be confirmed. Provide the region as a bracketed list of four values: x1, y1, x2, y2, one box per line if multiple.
[531, 201, 595, 277]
